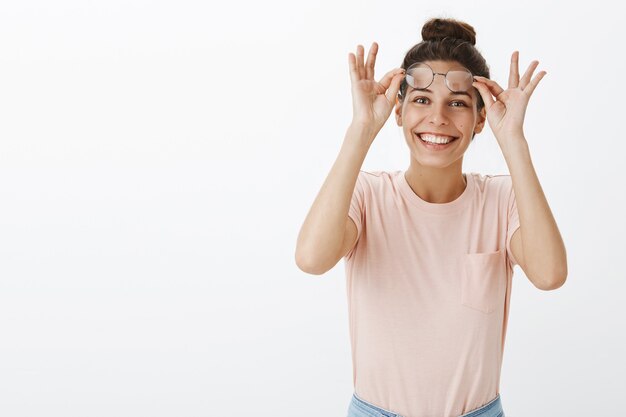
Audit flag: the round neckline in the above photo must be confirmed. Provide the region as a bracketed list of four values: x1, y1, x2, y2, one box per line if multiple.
[397, 170, 475, 215]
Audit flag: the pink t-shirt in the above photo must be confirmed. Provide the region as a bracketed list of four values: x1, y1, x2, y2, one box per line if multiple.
[343, 170, 520, 417]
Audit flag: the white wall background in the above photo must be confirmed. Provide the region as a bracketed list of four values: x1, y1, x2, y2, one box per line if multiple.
[0, 1, 623, 416]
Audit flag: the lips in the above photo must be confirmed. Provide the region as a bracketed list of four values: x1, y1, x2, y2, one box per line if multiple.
[414, 132, 459, 148]
[416, 132, 459, 142]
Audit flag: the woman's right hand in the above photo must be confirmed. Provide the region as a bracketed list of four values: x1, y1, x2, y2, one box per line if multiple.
[349, 42, 406, 136]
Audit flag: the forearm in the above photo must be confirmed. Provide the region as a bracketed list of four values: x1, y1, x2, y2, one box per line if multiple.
[502, 136, 568, 286]
[295, 123, 374, 272]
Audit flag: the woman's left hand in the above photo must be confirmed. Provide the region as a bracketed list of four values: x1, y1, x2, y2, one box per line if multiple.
[472, 51, 546, 145]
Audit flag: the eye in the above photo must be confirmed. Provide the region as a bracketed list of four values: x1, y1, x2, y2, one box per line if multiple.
[412, 97, 469, 108]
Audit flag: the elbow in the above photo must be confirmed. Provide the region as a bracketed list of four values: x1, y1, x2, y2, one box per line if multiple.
[538, 277, 566, 291]
[528, 256, 568, 291]
[536, 268, 568, 291]
[295, 251, 330, 276]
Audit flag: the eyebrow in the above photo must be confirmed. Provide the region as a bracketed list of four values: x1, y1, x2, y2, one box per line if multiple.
[408, 88, 472, 98]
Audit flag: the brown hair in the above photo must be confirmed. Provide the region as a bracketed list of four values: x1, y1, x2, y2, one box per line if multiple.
[398, 17, 491, 112]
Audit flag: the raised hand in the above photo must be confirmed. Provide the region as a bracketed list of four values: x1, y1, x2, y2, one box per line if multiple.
[348, 42, 405, 137]
[472, 51, 546, 145]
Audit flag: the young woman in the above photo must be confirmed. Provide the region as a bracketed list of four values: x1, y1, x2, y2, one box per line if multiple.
[295, 17, 567, 417]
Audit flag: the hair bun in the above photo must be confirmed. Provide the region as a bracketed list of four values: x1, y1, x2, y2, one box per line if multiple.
[421, 17, 476, 45]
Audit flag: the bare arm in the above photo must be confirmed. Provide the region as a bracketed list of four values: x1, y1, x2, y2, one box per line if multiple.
[505, 139, 567, 290]
[295, 124, 373, 274]
[472, 52, 567, 290]
[294, 42, 405, 275]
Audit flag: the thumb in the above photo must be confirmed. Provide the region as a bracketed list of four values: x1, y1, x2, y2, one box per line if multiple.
[385, 73, 404, 104]
[472, 81, 493, 114]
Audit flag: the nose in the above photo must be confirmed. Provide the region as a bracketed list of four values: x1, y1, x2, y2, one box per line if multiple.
[427, 103, 450, 126]
[427, 75, 450, 126]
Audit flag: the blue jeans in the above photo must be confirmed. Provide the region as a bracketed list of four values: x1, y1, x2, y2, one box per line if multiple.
[347, 392, 505, 417]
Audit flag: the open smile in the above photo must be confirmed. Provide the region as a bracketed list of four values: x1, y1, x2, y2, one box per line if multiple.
[415, 132, 459, 150]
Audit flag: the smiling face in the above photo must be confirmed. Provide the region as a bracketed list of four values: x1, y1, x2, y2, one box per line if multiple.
[395, 60, 487, 169]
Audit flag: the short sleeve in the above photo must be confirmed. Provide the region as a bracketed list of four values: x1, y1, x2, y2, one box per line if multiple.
[505, 176, 521, 267]
[344, 171, 366, 260]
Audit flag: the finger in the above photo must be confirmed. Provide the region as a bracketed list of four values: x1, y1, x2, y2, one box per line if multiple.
[519, 60, 539, 90]
[348, 53, 360, 84]
[508, 51, 520, 89]
[376, 68, 404, 94]
[474, 76, 505, 97]
[365, 42, 378, 80]
[472, 81, 495, 113]
[356, 44, 365, 80]
[523, 71, 546, 97]
[385, 72, 406, 104]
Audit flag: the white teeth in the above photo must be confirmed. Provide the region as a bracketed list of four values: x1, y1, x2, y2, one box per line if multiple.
[419, 134, 455, 144]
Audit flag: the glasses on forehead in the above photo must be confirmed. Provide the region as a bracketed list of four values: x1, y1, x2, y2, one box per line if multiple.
[404, 62, 475, 93]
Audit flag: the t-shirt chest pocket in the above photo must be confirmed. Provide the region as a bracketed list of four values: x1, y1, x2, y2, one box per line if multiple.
[461, 249, 507, 314]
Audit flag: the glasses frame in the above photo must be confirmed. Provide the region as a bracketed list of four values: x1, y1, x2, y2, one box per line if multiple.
[404, 62, 476, 94]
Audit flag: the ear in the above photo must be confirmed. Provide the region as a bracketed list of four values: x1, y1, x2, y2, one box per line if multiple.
[474, 106, 487, 134]
[395, 96, 403, 126]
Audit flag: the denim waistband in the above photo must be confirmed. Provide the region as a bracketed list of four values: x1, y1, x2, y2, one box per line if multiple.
[347, 391, 505, 417]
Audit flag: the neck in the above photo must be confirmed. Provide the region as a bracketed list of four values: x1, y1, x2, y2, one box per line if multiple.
[404, 162, 466, 204]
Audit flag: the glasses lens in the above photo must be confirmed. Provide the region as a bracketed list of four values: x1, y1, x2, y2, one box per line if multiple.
[446, 69, 474, 92]
[406, 64, 433, 89]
